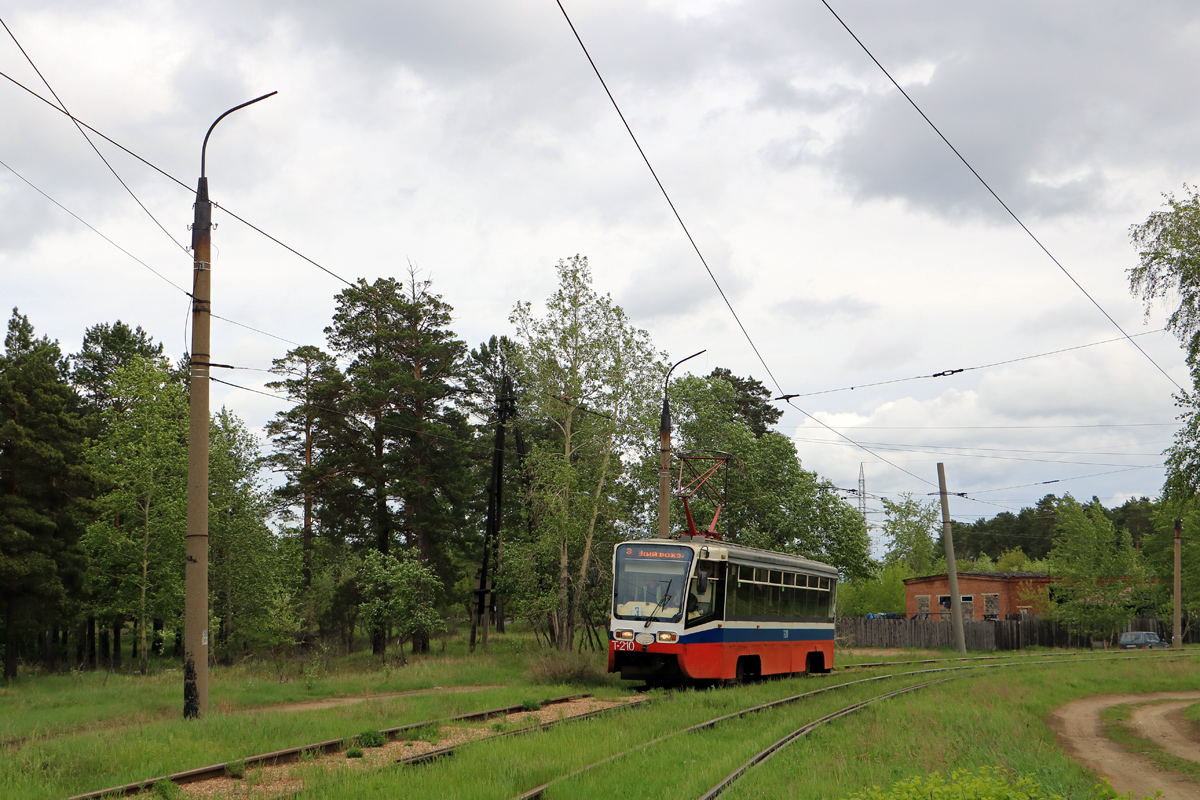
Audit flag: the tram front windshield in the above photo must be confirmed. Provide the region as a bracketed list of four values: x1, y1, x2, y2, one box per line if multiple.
[613, 544, 694, 623]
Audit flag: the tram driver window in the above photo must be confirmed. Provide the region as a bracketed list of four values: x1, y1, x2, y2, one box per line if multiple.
[685, 560, 725, 628]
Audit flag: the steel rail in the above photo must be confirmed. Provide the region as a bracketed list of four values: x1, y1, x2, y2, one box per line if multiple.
[697, 679, 952, 800]
[514, 651, 1199, 799]
[836, 647, 1180, 671]
[66, 693, 596, 800]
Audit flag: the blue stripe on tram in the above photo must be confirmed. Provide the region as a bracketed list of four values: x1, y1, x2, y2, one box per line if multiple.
[681, 627, 834, 644]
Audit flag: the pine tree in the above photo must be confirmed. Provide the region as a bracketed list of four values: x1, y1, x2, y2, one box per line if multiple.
[0, 309, 91, 678]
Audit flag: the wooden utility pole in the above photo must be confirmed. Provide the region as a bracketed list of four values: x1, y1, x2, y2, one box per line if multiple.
[937, 463, 967, 655]
[471, 375, 513, 653]
[1174, 519, 1183, 649]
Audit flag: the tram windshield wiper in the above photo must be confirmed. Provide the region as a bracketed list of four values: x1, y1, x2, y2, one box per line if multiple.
[643, 580, 673, 628]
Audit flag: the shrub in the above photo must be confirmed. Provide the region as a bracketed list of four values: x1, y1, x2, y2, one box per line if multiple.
[844, 766, 1161, 800]
[345, 748, 364, 759]
[846, 767, 1060, 800]
[224, 759, 246, 779]
[520, 699, 543, 712]
[403, 723, 441, 745]
[526, 650, 609, 686]
[357, 730, 386, 748]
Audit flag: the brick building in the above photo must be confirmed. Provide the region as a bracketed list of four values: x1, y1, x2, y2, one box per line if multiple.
[903, 572, 1052, 620]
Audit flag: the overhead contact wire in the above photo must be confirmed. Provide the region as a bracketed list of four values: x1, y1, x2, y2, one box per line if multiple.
[555, 0, 935, 489]
[0, 17, 190, 256]
[0, 68, 355, 288]
[818, 0, 1182, 393]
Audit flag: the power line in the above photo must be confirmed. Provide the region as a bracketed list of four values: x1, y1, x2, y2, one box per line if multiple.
[0, 156, 189, 295]
[0, 67, 355, 288]
[778, 422, 1178, 431]
[818, 0, 1183, 393]
[792, 434, 1162, 468]
[0, 16, 189, 256]
[555, 0, 936, 490]
[780, 328, 1171, 400]
[1, 152, 327, 359]
[968, 466, 1153, 495]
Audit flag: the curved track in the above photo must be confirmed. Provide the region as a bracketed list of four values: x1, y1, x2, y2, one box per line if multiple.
[72, 651, 1199, 799]
[518, 651, 1199, 800]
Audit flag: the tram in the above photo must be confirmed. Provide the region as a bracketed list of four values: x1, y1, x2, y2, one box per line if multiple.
[607, 450, 837, 684]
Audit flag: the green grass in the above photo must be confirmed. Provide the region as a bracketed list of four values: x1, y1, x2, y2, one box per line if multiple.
[0, 627, 628, 799]
[3, 640, 1196, 799]
[294, 651, 1200, 800]
[0, 626, 563, 745]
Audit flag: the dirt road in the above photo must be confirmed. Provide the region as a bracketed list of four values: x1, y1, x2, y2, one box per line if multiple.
[1049, 692, 1200, 800]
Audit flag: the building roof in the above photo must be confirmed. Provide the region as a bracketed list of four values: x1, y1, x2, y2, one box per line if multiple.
[903, 572, 1050, 585]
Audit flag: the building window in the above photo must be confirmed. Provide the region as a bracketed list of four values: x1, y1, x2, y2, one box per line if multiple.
[916, 595, 930, 616]
[983, 593, 1000, 620]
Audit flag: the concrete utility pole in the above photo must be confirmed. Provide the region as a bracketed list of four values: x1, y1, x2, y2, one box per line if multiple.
[184, 92, 275, 719]
[937, 463, 967, 656]
[657, 351, 704, 539]
[1174, 519, 1183, 649]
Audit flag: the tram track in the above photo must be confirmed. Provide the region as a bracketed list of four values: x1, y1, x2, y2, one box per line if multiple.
[72, 650, 1198, 799]
[515, 650, 1200, 800]
[66, 693, 612, 800]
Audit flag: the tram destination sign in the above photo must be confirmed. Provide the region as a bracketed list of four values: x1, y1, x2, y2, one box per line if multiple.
[627, 547, 687, 560]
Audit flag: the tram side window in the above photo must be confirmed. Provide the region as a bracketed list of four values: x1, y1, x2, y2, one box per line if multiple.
[723, 567, 834, 620]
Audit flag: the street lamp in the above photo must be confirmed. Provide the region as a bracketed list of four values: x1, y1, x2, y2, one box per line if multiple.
[184, 91, 275, 719]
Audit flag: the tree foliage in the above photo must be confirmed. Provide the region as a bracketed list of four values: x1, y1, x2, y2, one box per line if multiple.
[668, 371, 871, 578]
[1047, 495, 1148, 640]
[1129, 186, 1200, 498]
[0, 310, 90, 678]
[881, 493, 940, 576]
[83, 356, 187, 675]
[509, 255, 664, 650]
[358, 549, 443, 663]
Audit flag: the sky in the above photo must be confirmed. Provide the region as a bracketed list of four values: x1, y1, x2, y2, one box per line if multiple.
[2, 1, 1198, 552]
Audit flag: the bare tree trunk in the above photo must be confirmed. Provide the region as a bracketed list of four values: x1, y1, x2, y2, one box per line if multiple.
[3, 597, 17, 679]
[567, 437, 613, 649]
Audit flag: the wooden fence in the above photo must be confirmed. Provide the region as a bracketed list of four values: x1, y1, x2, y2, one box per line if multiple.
[836, 615, 1198, 651]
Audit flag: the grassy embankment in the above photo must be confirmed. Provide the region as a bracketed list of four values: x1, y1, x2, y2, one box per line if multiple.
[0, 626, 625, 799]
[2, 642, 1196, 799]
[298, 649, 1199, 800]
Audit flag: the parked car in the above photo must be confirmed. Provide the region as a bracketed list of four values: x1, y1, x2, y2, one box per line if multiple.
[1118, 631, 1169, 649]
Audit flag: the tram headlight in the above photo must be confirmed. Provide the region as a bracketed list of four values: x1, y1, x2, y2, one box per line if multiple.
[614, 629, 634, 641]
[656, 631, 679, 644]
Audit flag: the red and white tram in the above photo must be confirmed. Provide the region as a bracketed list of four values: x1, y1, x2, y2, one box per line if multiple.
[607, 535, 836, 683]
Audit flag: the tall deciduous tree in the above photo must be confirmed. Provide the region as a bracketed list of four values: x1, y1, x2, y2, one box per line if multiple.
[83, 356, 187, 676]
[510, 256, 664, 651]
[881, 493, 940, 576]
[0, 310, 90, 678]
[1048, 495, 1148, 640]
[208, 408, 278, 664]
[1129, 186, 1200, 498]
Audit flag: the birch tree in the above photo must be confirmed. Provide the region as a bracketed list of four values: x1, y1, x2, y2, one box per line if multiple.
[510, 256, 664, 650]
[84, 357, 187, 675]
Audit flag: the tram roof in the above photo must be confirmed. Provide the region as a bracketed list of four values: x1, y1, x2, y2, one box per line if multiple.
[623, 536, 839, 578]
